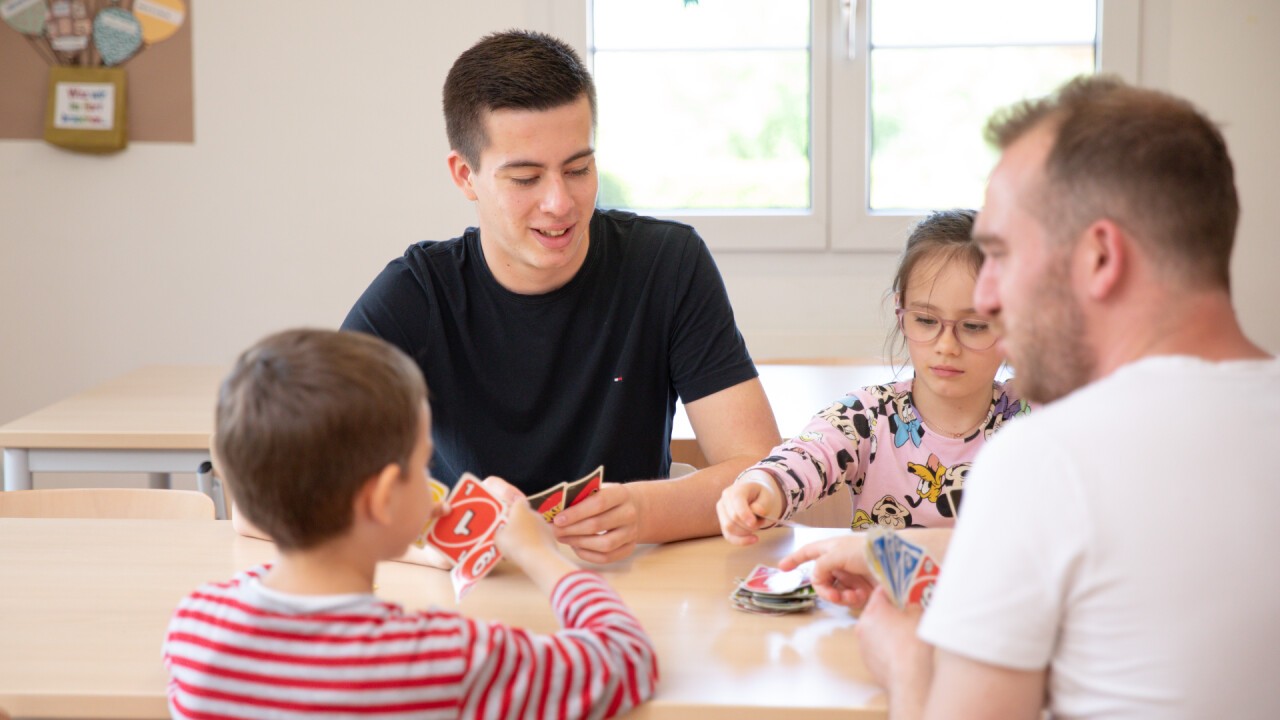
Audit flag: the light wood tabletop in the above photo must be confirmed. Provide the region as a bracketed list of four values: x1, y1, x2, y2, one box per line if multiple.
[0, 366, 225, 492]
[0, 519, 884, 720]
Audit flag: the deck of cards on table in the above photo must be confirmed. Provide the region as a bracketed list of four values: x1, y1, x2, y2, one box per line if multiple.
[415, 474, 508, 600]
[526, 465, 604, 522]
[731, 560, 818, 615]
[864, 527, 940, 608]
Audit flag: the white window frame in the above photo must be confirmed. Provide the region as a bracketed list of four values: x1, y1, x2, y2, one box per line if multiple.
[539, 0, 1140, 253]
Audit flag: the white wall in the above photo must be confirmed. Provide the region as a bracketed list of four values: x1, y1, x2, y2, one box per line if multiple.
[2, 1, 1277, 488]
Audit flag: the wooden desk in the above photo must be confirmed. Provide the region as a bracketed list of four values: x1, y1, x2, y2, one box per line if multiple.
[0, 519, 884, 719]
[0, 366, 223, 493]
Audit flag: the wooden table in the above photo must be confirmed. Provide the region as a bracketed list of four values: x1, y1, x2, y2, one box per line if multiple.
[0, 363, 900, 490]
[0, 519, 884, 719]
[0, 366, 223, 493]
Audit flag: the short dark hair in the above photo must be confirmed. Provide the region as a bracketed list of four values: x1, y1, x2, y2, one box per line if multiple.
[443, 29, 598, 167]
[215, 329, 426, 551]
[886, 209, 980, 360]
[986, 74, 1238, 289]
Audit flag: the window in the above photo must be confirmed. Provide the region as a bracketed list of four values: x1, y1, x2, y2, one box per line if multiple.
[547, 0, 1138, 251]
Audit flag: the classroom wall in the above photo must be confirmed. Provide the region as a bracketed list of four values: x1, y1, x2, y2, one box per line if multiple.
[1, 1, 1277, 488]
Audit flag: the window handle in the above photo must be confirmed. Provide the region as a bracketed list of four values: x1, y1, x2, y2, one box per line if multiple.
[841, 0, 859, 59]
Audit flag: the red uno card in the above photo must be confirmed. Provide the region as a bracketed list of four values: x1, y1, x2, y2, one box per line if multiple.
[565, 465, 604, 508]
[425, 474, 504, 563]
[451, 521, 505, 601]
[905, 555, 940, 608]
[738, 561, 813, 596]
[526, 483, 567, 523]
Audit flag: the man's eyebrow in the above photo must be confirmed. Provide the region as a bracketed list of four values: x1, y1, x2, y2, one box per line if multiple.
[497, 148, 595, 172]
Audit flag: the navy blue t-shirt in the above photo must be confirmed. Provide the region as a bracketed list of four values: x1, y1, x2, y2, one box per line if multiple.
[342, 209, 757, 494]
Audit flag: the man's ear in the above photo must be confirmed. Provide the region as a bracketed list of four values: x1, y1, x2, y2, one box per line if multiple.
[361, 463, 403, 526]
[447, 150, 479, 201]
[1077, 218, 1126, 302]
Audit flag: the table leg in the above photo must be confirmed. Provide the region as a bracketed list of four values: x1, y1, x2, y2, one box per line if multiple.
[4, 448, 33, 491]
[147, 473, 172, 490]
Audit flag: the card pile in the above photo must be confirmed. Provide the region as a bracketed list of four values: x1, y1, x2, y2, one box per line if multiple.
[526, 465, 603, 522]
[730, 560, 818, 615]
[864, 527, 940, 608]
[415, 474, 509, 601]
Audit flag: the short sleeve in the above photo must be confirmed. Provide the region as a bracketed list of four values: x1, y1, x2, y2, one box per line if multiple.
[917, 422, 1088, 671]
[340, 256, 432, 364]
[667, 234, 757, 403]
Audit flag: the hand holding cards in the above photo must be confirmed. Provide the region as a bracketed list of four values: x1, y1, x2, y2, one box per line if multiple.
[731, 560, 818, 615]
[864, 527, 940, 608]
[414, 474, 509, 601]
[526, 465, 603, 522]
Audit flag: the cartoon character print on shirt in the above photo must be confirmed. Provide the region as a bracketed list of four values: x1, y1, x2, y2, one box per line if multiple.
[905, 453, 969, 519]
[817, 395, 876, 493]
[983, 390, 1031, 439]
[850, 494, 913, 530]
[759, 455, 808, 513]
[885, 387, 923, 448]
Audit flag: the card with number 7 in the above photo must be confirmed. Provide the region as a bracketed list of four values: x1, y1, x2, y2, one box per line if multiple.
[421, 473, 506, 564]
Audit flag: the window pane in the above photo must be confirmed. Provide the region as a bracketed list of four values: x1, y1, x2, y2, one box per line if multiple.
[593, 0, 808, 51]
[595, 50, 809, 210]
[869, 45, 1094, 211]
[871, 0, 1096, 47]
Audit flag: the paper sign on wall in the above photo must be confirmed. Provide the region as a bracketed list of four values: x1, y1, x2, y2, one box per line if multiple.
[53, 80, 114, 129]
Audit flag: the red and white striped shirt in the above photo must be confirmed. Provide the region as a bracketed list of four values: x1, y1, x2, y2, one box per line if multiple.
[163, 567, 657, 719]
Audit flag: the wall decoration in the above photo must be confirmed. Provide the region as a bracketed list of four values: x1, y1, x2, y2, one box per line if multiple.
[0, 0, 193, 146]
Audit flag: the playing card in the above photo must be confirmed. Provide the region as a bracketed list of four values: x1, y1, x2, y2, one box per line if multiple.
[450, 520, 505, 601]
[564, 465, 604, 508]
[730, 561, 817, 615]
[864, 527, 939, 608]
[739, 561, 815, 596]
[526, 483, 567, 523]
[424, 473, 505, 563]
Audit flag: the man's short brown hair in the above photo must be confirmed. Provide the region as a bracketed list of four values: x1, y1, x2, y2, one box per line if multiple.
[215, 329, 426, 550]
[443, 30, 597, 167]
[986, 75, 1239, 289]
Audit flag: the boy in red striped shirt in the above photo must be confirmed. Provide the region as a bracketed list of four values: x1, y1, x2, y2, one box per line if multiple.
[163, 329, 657, 719]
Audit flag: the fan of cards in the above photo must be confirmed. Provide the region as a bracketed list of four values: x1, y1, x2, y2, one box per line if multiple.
[730, 560, 818, 615]
[414, 473, 509, 602]
[527, 465, 603, 522]
[864, 527, 940, 608]
[413, 467, 605, 601]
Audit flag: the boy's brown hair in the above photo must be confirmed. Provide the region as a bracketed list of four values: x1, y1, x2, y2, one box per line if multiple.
[443, 29, 597, 167]
[215, 329, 426, 550]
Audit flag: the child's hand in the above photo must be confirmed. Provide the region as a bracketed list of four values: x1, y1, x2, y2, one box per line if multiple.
[492, 484, 579, 594]
[716, 470, 784, 546]
[781, 535, 875, 609]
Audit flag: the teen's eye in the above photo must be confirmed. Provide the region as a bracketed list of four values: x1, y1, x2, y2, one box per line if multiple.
[567, 165, 591, 177]
[510, 176, 538, 186]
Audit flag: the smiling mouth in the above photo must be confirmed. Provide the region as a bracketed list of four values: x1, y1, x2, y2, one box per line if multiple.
[538, 228, 568, 238]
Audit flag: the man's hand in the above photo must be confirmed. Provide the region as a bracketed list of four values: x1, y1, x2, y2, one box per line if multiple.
[551, 482, 643, 564]
[856, 587, 930, 686]
[780, 534, 875, 609]
[717, 470, 784, 546]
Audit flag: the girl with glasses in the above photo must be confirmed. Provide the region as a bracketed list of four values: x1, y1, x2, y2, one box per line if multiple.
[718, 209, 1031, 543]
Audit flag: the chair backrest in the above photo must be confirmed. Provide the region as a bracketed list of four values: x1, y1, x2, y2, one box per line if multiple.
[0, 488, 216, 520]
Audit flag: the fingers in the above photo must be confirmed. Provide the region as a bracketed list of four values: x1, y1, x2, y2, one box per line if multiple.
[778, 537, 832, 570]
[482, 475, 525, 507]
[569, 540, 638, 565]
[717, 485, 766, 545]
[553, 484, 625, 530]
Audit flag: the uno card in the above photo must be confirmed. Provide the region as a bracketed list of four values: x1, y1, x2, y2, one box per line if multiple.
[526, 483, 567, 523]
[565, 465, 604, 508]
[738, 561, 814, 596]
[905, 555, 940, 608]
[451, 520, 505, 601]
[412, 478, 458, 549]
[425, 473, 504, 563]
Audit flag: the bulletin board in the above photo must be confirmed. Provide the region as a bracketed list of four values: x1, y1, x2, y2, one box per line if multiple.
[0, 0, 193, 143]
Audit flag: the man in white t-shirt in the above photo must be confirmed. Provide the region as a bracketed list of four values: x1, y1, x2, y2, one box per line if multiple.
[782, 76, 1280, 718]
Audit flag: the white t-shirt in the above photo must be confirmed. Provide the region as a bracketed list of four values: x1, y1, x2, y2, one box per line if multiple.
[919, 355, 1280, 719]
